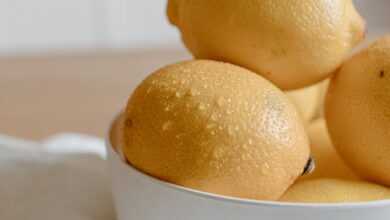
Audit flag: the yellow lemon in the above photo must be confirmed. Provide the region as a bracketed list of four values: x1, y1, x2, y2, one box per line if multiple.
[326, 36, 390, 186]
[314, 80, 330, 118]
[301, 119, 359, 181]
[122, 60, 310, 200]
[286, 83, 322, 123]
[281, 178, 390, 203]
[168, 0, 365, 90]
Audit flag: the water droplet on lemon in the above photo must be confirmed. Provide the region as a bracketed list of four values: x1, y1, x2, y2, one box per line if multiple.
[162, 121, 173, 131]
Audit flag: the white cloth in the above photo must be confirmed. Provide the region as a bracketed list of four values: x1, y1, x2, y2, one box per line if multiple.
[0, 133, 115, 220]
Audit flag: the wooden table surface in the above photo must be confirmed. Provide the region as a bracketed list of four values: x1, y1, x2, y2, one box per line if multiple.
[0, 49, 189, 140]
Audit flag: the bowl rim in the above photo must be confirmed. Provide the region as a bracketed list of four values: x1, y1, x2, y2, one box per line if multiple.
[107, 112, 390, 209]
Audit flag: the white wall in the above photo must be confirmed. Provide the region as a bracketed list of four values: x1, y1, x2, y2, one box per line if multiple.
[105, 0, 180, 49]
[0, 0, 101, 53]
[0, 0, 182, 54]
[0, 0, 388, 55]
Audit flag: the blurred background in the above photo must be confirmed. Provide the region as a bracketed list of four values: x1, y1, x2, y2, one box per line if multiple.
[0, 0, 182, 54]
[0, 1, 191, 140]
[0, 0, 388, 140]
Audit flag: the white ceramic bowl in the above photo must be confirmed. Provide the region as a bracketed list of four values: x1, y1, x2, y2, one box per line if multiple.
[106, 130, 390, 220]
[106, 113, 390, 220]
[107, 1, 390, 219]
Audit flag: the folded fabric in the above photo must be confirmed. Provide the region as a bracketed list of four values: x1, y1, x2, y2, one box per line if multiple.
[0, 133, 115, 220]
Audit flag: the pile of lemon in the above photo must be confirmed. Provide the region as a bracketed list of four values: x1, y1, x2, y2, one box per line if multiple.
[120, 0, 390, 203]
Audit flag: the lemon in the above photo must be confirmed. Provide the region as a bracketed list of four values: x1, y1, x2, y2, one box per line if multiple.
[326, 36, 390, 186]
[315, 80, 330, 118]
[301, 119, 359, 180]
[168, 0, 365, 90]
[281, 178, 390, 203]
[286, 83, 322, 123]
[122, 60, 310, 200]
[110, 113, 127, 159]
